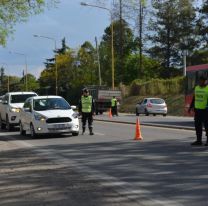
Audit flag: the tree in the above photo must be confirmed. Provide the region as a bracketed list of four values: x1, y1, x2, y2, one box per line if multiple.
[55, 37, 69, 54]
[148, 0, 197, 77]
[20, 74, 39, 91]
[188, 49, 208, 65]
[77, 41, 97, 86]
[123, 53, 162, 84]
[0, 67, 4, 86]
[0, 0, 58, 46]
[198, 0, 208, 47]
[96, 0, 148, 80]
[100, 20, 135, 85]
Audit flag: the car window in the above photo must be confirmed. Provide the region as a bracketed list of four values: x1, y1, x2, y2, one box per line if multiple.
[23, 99, 32, 109]
[150, 99, 165, 104]
[143, 99, 147, 104]
[33, 98, 71, 111]
[10, 94, 37, 103]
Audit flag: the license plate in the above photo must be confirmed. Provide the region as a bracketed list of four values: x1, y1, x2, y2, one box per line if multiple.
[49, 124, 71, 130]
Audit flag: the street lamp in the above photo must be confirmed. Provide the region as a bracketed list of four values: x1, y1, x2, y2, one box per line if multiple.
[0, 63, 9, 92]
[80, 2, 115, 89]
[9, 51, 28, 91]
[33, 34, 58, 95]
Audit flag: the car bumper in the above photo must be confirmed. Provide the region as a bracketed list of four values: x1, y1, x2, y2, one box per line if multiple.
[33, 120, 79, 134]
[147, 109, 167, 114]
[8, 113, 20, 125]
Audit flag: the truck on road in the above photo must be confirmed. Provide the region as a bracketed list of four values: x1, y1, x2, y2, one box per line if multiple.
[85, 86, 122, 115]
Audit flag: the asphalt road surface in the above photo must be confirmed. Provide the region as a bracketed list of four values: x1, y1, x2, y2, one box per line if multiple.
[0, 118, 207, 206]
[94, 113, 195, 130]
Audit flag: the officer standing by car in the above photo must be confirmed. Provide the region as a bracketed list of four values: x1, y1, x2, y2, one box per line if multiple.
[78, 88, 95, 135]
[111, 96, 118, 116]
[189, 75, 208, 146]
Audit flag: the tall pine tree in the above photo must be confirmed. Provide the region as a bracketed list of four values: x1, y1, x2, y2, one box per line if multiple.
[148, 0, 197, 77]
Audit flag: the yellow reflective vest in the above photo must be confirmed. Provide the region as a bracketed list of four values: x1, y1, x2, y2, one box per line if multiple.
[194, 85, 208, 109]
[111, 98, 117, 107]
[81, 95, 92, 113]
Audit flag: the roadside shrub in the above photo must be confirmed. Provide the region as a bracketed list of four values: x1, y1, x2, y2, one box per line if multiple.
[130, 77, 185, 96]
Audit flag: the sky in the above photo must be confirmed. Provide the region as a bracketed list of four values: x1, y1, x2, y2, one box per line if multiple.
[0, 0, 111, 78]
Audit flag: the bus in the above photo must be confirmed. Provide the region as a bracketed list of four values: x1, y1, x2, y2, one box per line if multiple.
[185, 64, 208, 116]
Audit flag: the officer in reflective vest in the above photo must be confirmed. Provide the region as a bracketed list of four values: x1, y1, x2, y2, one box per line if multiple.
[78, 88, 95, 135]
[189, 75, 208, 146]
[111, 96, 118, 116]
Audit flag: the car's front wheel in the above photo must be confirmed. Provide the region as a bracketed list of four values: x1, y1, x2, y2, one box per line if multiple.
[30, 123, 37, 138]
[72, 132, 79, 136]
[20, 122, 26, 136]
[136, 108, 139, 116]
[6, 116, 12, 131]
[0, 115, 5, 130]
[163, 114, 167, 117]
[145, 109, 149, 116]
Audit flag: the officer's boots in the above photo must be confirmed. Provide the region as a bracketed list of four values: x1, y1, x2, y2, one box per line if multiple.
[89, 128, 94, 135]
[82, 127, 85, 135]
[205, 138, 208, 146]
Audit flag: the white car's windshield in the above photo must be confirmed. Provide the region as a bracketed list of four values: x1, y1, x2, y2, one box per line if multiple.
[33, 98, 71, 111]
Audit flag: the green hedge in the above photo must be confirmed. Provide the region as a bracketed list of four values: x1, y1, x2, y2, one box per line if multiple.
[130, 77, 185, 96]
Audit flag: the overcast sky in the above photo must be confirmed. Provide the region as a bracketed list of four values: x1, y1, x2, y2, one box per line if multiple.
[0, 0, 111, 78]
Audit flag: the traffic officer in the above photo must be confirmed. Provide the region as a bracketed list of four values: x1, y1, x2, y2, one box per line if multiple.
[111, 96, 118, 116]
[189, 75, 208, 146]
[78, 88, 95, 135]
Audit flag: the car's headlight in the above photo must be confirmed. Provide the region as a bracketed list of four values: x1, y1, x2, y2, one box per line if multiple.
[34, 114, 46, 121]
[10, 107, 20, 113]
[72, 112, 78, 118]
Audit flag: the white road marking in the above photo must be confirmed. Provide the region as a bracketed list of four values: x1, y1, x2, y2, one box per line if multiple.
[94, 132, 105, 136]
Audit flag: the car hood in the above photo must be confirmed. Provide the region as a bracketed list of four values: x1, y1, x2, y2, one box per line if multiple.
[35, 109, 74, 118]
[10, 103, 24, 108]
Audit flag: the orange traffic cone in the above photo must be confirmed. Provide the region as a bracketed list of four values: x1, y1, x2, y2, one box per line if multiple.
[109, 108, 112, 118]
[134, 117, 143, 140]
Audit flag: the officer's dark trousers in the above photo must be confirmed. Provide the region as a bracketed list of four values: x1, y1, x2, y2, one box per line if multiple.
[111, 106, 118, 116]
[82, 112, 93, 131]
[194, 109, 208, 142]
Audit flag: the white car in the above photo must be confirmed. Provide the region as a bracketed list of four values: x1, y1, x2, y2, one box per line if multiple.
[136, 98, 167, 116]
[19, 96, 79, 137]
[0, 92, 37, 130]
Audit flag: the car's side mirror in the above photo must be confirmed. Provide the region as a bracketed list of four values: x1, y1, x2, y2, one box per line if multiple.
[24, 107, 31, 112]
[3, 100, 8, 104]
[71, 105, 76, 110]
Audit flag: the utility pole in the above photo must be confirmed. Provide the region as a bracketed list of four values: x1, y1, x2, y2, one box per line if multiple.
[95, 37, 102, 86]
[119, 0, 124, 83]
[139, 0, 144, 78]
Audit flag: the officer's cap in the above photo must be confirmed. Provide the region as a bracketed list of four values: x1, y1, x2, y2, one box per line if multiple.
[83, 88, 89, 93]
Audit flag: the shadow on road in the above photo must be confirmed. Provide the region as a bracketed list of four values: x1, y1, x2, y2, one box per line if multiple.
[0, 137, 207, 205]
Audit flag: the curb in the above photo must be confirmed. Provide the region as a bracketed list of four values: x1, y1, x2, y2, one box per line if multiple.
[94, 118, 195, 131]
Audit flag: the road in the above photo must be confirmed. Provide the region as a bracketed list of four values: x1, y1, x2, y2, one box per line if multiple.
[0, 117, 207, 206]
[94, 113, 195, 130]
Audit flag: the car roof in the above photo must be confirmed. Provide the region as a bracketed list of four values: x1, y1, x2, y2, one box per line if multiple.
[146, 98, 164, 100]
[6, 92, 37, 95]
[31, 95, 63, 100]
